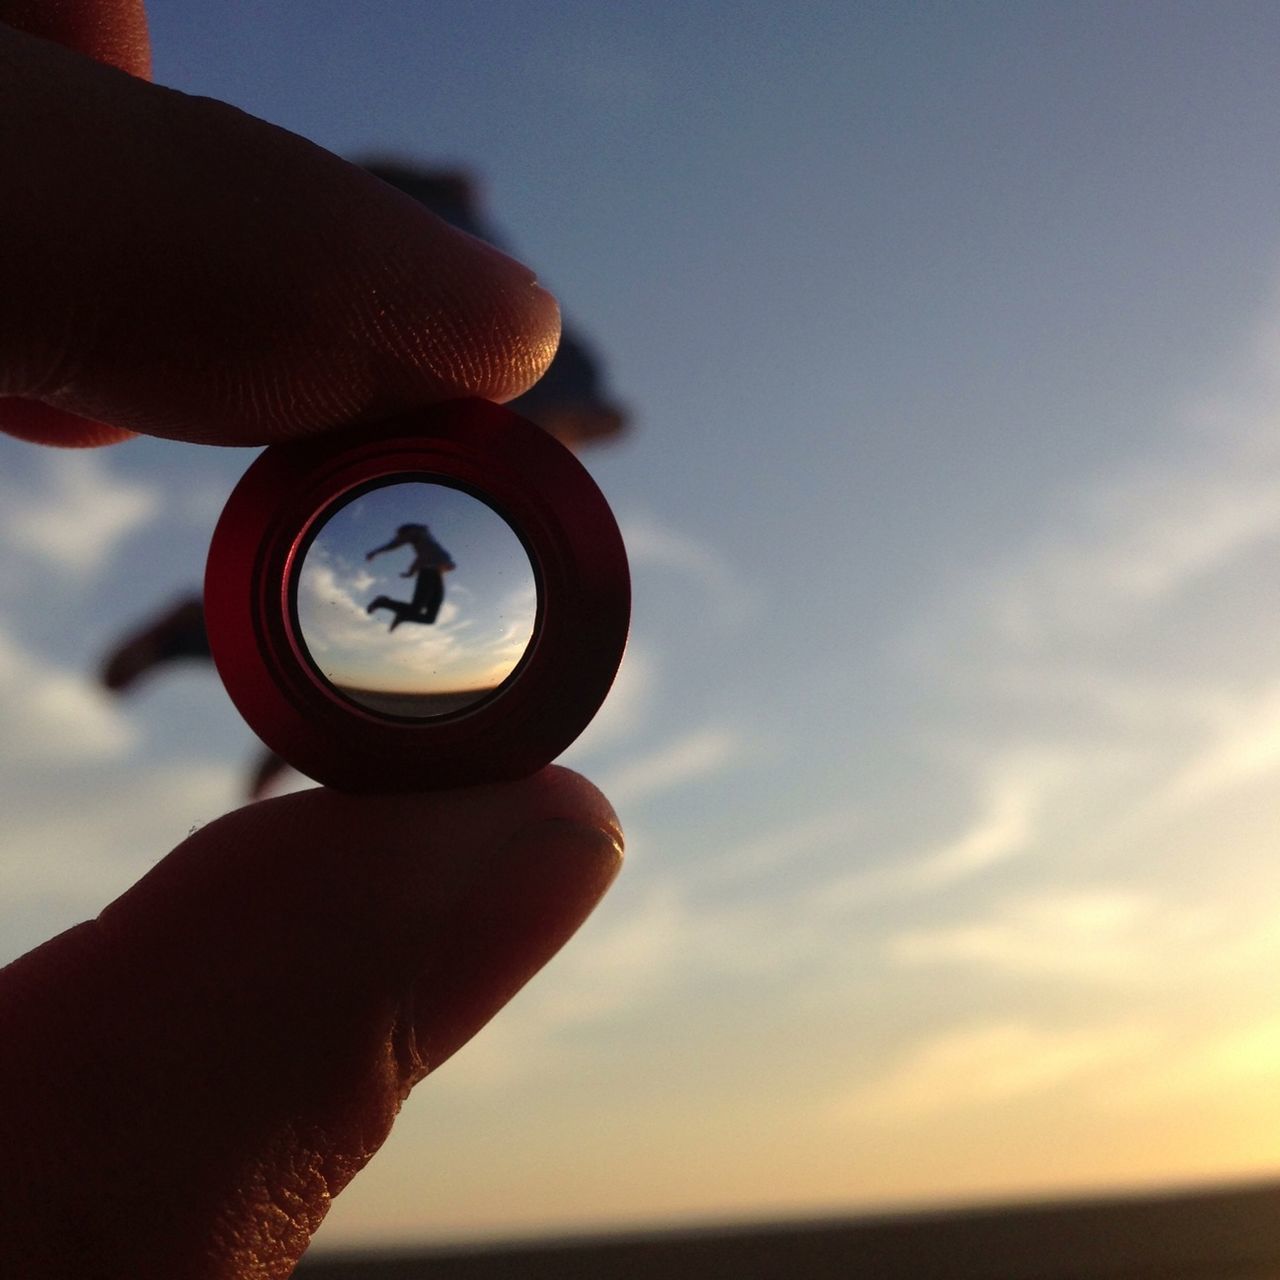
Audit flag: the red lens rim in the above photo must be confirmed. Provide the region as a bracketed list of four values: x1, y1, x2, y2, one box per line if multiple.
[204, 399, 630, 792]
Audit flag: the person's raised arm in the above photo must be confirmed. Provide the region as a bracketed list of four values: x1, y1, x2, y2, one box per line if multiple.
[366, 534, 409, 562]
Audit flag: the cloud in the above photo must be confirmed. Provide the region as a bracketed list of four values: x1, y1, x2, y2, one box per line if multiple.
[901, 770, 1040, 889]
[596, 725, 742, 806]
[881, 306, 1280, 989]
[699, 805, 863, 883]
[0, 760, 237, 901]
[1155, 679, 1280, 810]
[905, 309, 1280, 722]
[0, 758, 240, 965]
[817, 749, 1072, 910]
[1107, 1013, 1280, 1109]
[889, 888, 1216, 984]
[981, 457, 1280, 650]
[0, 451, 161, 578]
[0, 625, 136, 764]
[621, 511, 755, 626]
[835, 1020, 1154, 1123]
[975, 661, 1229, 732]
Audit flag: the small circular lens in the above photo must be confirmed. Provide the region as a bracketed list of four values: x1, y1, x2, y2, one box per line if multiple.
[293, 479, 537, 720]
[205, 399, 629, 792]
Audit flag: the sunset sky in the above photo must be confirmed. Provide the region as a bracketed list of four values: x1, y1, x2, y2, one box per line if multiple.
[3, 0, 1280, 1253]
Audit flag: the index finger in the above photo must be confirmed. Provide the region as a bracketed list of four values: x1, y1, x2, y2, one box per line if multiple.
[0, 10, 559, 447]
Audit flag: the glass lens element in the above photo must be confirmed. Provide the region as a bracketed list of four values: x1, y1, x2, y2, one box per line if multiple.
[294, 480, 537, 718]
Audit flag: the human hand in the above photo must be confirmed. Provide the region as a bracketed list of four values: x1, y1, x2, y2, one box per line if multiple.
[0, 4, 623, 1277]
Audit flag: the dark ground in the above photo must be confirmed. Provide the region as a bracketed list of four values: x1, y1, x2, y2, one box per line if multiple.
[299, 1179, 1280, 1278]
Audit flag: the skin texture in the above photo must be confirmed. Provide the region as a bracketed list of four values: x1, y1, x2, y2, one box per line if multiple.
[0, 10, 560, 446]
[0, 4, 623, 1275]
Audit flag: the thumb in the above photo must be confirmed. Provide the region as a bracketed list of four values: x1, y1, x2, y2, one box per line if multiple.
[0, 767, 622, 1278]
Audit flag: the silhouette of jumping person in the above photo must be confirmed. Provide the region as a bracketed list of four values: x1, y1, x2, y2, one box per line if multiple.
[365, 523, 456, 630]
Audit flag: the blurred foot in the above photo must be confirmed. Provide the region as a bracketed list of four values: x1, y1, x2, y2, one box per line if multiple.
[101, 596, 210, 692]
[520, 401, 627, 450]
[510, 329, 628, 451]
[360, 161, 628, 453]
[247, 749, 291, 801]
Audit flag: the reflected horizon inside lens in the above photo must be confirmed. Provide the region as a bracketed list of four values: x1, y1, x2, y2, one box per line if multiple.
[294, 479, 537, 719]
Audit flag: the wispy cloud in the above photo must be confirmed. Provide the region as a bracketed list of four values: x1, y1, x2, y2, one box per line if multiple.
[0, 452, 161, 578]
[596, 725, 743, 806]
[981, 458, 1280, 649]
[909, 294, 1280, 681]
[0, 758, 240, 964]
[889, 888, 1216, 984]
[699, 806, 862, 883]
[900, 768, 1041, 890]
[1154, 679, 1280, 811]
[0, 625, 136, 764]
[621, 511, 756, 627]
[834, 1020, 1155, 1123]
[1104, 1012, 1280, 1110]
[888, 302, 1280, 982]
[818, 749, 1073, 909]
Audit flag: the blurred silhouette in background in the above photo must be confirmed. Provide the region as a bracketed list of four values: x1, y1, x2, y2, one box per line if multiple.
[100, 161, 627, 799]
[366, 163, 626, 450]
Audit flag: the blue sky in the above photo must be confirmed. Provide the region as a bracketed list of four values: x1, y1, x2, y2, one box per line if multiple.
[4, 0, 1280, 1251]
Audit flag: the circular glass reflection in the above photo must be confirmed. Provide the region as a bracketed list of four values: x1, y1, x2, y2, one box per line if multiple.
[294, 479, 537, 719]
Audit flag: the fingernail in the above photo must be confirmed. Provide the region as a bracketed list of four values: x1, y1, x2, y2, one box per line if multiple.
[448, 223, 544, 283]
[460, 816, 624, 949]
[405, 819, 623, 1077]
[501, 816, 624, 879]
